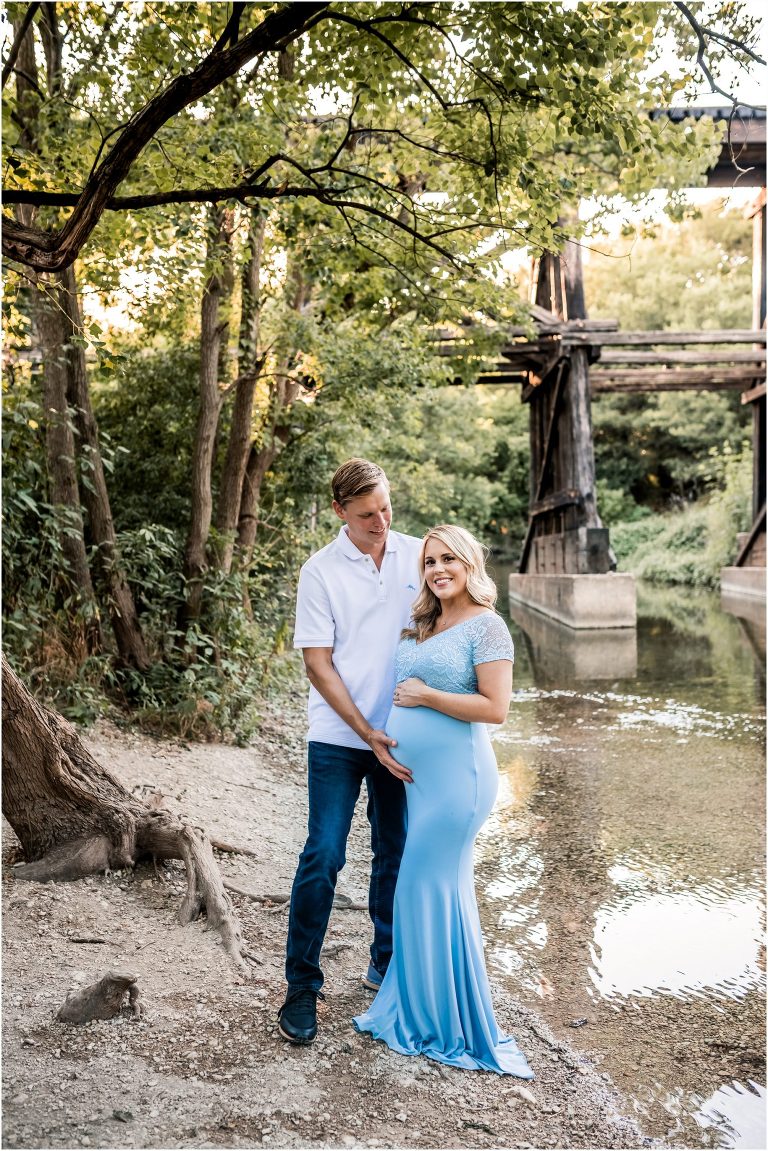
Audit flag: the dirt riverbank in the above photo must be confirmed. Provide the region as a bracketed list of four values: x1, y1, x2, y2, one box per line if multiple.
[2, 698, 657, 1151]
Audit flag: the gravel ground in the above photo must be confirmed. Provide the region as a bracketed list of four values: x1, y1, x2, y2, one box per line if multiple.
[2, 699, 658, 1151]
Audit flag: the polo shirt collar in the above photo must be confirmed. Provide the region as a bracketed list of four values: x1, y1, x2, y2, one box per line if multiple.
[336, 525, 399, 559]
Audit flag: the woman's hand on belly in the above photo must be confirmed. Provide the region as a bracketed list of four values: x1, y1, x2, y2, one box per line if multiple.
[393, 677, 432, 709]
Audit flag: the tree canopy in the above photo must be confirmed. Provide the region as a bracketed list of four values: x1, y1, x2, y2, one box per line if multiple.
[4, 0, 760, 276]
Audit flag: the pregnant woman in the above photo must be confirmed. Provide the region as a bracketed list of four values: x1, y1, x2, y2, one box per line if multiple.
[353, 525, 533, 1078]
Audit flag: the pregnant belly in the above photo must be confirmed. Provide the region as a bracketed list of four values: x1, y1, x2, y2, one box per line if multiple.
[386, 705, 499, 832]
[386, 705, 472, 775]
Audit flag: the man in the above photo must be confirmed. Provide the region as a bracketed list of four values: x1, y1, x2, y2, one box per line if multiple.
[278, 458, 421, 1045]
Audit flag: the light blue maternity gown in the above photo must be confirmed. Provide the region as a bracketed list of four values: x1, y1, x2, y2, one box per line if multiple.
[353, 611, 533, 1078]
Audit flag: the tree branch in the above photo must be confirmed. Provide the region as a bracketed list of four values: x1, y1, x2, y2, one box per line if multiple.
[2, 3, 40, 91]
[1, 2, 330, 271]
[674, 0, 766, 103]
[325, 10, 503, 174]
[212, 2, 246, 54]
[2, 182, 473, 269]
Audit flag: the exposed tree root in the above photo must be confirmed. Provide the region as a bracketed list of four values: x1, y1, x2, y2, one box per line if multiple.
[12, 836, 113, 882]
[221, 882, 366, 912]
[210, 838, 259, 858]
[57, 970, 143, 1024]
[2, 655, 256, 971]
[223, 881, 288, 902]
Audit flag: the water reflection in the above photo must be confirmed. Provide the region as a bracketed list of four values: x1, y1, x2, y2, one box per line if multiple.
[590, 878, 765, 1001]
[508, 598, 638, 681]
[480, 576, 766, 1147]
[694, 1080, 767, 1149]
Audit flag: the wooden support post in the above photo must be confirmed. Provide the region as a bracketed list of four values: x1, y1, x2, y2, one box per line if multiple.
[521, 237, 611, 575]
[521, 366, 567, 573]
[567, 346, 600, 532]
[754, 394, 766, 525]
[735, 503, 766, 568]
[749, 191, 766, 530]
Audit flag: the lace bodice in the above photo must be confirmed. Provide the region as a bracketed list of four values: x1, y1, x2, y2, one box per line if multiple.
[395, 612, 514, 694]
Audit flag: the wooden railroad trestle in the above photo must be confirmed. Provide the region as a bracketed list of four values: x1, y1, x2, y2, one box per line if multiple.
[437, 274, 766, 576]
[444, 108, 767, 577]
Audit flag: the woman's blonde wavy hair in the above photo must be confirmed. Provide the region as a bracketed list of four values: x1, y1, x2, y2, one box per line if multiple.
[402, 524, 498, 643]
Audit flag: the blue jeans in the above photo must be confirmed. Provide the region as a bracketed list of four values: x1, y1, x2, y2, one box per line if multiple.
[285, 741, 407, 991]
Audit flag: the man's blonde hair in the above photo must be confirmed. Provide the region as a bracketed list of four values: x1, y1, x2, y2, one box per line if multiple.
[332, 458, 389, 506]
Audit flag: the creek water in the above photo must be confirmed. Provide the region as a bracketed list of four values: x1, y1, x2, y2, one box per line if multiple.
[480, 572, 766, 1149]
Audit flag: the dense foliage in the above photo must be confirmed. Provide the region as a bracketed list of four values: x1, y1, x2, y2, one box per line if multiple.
[2, 2, 762, 734]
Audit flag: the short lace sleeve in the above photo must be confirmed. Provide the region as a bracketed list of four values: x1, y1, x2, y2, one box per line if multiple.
[470, 612, 514, 665]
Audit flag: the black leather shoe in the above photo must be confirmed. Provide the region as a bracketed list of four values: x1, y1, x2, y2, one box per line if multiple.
[277, 987, 324, 1045]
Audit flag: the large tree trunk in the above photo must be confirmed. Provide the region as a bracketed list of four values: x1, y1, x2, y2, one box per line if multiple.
[14, 15, 96, 644]
[214, 209, 267, 575]
[14, 15, 100, 653]
[12, 14, 39, 152]
[1, 655, 252, 969]
[178, 206, 235, 631]
[31, 276, 102, 653]
[57, 265, 151, 670]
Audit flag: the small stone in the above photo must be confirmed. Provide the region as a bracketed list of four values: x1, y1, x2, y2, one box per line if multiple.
[113, 1109, 133, 1122]
[508, 1086, 537, 1106]
[396, 1113, 407, 1123]
[12, 1093, 29, 1104]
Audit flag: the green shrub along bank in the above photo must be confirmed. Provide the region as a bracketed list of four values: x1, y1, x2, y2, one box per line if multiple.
[610, 446, 753, 587]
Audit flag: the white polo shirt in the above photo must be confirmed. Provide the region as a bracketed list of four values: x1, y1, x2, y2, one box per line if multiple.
[293, 526, 422, 749]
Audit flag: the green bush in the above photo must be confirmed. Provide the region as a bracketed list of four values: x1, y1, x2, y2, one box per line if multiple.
[596, 480, 649, 525]
[107, 528, 299, 742]
[611, 446, 752, 587]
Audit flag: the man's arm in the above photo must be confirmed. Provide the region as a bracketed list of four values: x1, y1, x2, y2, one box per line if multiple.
[302, 649, 412, 782]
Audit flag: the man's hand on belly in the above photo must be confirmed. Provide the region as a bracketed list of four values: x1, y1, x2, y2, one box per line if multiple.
[368, 729, 413, 783]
